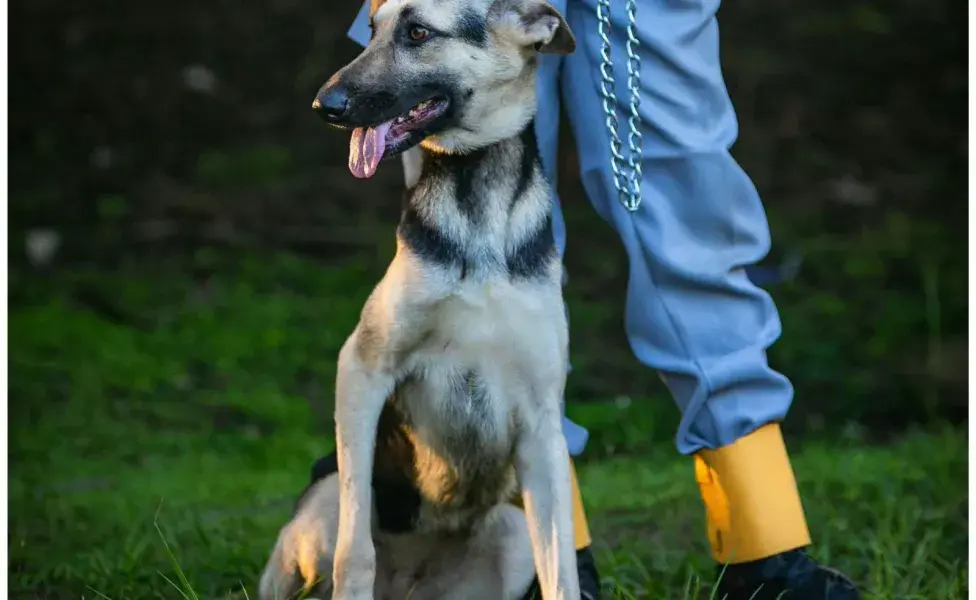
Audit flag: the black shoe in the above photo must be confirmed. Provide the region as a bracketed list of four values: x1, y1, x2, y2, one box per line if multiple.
[715, 549, 860, 599]
[522, 546, 601, 600]
[577, 545, 601, 600]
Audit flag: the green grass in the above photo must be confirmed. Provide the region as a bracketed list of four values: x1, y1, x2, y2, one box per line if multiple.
[9, 253, 967, 599]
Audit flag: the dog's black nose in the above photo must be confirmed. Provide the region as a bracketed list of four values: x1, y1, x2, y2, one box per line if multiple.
[312, 83, 350, 123]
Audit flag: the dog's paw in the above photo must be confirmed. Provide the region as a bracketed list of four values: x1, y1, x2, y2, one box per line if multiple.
[333, 543, 376, 596]
[331, 592, 374, 600]
[331, 567, 375, 600]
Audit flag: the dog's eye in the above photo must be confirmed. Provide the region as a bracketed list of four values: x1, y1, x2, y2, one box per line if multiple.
[408, 25, 431, 41]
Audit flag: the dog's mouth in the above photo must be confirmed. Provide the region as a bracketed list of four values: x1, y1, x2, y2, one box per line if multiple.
[348, 96, 450, 179]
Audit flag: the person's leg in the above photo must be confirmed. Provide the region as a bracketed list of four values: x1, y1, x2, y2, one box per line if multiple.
[560, 0, 858, 597]
[345, 4, 599, 598]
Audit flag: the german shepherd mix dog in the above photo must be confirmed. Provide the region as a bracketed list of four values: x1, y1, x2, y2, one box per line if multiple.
[259, 0, 580, 598]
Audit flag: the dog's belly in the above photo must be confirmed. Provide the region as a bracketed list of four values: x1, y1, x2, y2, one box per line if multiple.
[391, 361, 518, 532]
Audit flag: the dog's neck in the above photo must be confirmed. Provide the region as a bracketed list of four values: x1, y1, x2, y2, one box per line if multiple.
[419, 104, 536, 157]
[416, 118, 539, 188]
[397, 119, 556, 282]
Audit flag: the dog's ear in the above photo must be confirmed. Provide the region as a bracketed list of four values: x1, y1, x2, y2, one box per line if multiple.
[488, 0, 576, 55]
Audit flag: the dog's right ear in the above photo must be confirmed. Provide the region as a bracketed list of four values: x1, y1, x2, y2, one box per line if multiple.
[488, 0, 576, 55]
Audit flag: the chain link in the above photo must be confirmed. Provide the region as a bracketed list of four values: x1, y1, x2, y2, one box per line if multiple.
[596, 0, 643, 211]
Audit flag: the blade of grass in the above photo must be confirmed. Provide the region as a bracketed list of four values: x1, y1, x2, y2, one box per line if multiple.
[154, 500, 201, 600]
[86, 586, 116, 600]
[157, 570, 192, 600]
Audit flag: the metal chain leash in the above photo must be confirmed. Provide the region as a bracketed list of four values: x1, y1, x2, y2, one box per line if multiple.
[595, 1, 807, 286]
[596, 0, 643, 211]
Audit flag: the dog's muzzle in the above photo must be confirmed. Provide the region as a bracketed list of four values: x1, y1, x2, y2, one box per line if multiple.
[311, 72, 451, 180]
[312, 79, 351, 124]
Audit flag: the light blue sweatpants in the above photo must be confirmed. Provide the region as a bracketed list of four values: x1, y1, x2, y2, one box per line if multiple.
[348, 0, 794, 456]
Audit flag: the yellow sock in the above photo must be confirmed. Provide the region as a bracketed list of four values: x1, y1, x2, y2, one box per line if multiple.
[694, 423, 812, 564]
[569, 459, 592, 550]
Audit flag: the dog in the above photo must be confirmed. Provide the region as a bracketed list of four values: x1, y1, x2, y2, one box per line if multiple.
[259, 1, 579, 598]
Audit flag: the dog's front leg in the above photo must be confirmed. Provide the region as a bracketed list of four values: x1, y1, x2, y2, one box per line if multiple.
[332, 334, 394, 600]
[516, 392, 580, 600]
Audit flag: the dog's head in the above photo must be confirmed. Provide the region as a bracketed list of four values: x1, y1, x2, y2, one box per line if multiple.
[314, 0, 575, 179]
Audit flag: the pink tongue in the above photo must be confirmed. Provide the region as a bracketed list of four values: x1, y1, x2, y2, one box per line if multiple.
[349, 121, 394, 179]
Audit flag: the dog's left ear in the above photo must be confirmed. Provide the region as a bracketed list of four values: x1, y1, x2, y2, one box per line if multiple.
[489, 0, 576, 55]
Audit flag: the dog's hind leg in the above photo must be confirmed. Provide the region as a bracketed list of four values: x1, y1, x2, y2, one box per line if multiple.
[259, 478, 340, 600]
[259, 540, 303, 600]
[465, 504, 537, 600]
[406, 505, 536, 600]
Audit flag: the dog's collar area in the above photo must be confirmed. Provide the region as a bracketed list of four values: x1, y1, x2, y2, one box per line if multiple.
[398, 118, 556, 284]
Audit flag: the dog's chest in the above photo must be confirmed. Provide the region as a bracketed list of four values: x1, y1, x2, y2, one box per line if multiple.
[389, 278, 562, 527]
[403, 278, 541, 445]
[428, 277, 551, 354]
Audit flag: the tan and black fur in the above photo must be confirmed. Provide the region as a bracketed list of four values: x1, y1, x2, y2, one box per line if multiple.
[259, 1, 579, 599]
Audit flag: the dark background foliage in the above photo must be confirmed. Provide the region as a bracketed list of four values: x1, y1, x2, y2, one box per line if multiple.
[11, 0, 966, 430]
